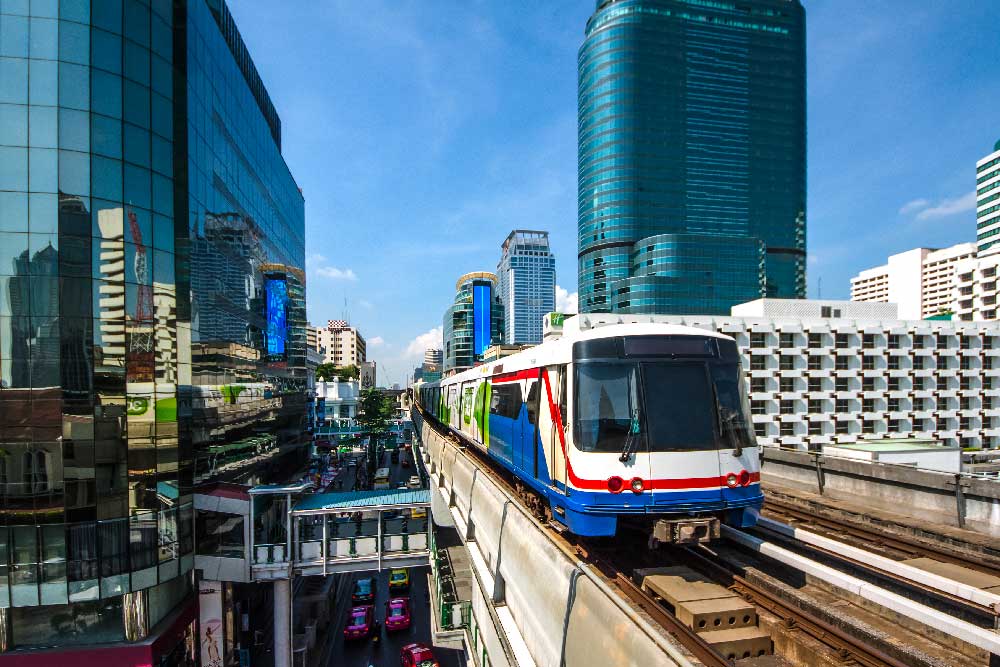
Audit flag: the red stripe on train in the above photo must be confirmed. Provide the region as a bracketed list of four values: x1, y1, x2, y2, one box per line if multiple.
[491, 369, 541, 383]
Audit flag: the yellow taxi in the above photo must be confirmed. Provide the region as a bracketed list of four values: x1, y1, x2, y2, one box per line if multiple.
[388, 568, 410, 592]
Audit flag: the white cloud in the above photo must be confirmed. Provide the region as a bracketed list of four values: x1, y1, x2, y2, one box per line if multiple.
[315, 265, 358, 281]
[405, 326, 443, 357]
[898, 198, 930, 215]
[369, 336, 385, 346]
[555, 285, 578, 314]
[899, 191, 976, 221]
[307, 252, 359, 281]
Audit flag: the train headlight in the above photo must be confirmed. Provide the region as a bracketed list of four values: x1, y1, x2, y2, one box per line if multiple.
[630, 477, 644, 493]
[725, 473, 739, 488]
[739, 469, 751, 486]
[607, 476, 624, 494]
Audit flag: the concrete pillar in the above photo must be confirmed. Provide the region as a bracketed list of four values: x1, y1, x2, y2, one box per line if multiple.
[274, 578, 292, 667]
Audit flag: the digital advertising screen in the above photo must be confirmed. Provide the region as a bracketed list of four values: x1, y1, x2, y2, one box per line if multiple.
[265, 277, 288, 357]
[472, 281, 492, 357]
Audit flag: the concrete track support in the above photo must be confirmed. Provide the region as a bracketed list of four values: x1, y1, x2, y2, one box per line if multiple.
[274, 578, 292, 667]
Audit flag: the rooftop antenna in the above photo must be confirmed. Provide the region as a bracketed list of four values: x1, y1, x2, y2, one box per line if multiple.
[818, 276, 822, 300]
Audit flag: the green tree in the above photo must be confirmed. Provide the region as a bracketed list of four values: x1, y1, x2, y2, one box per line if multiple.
[315, 363, 360, 382]
[315, 363, 337, 381]
[357, 388, 394, 478]
[357, 388, 392, 435]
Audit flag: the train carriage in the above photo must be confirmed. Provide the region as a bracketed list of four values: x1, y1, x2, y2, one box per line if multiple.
[417, 317, 763, 544]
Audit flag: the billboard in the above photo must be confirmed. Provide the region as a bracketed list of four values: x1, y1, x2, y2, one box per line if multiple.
[360, 361, 376, 389]
[264, 277, 288, 358]
[472, 281, 492, 358]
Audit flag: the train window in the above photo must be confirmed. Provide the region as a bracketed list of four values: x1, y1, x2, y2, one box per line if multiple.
[574, 364, 641, 452]
[525, 380, 540, 425]
[489, 384, 522, 419]
[641, 363, 716, 451]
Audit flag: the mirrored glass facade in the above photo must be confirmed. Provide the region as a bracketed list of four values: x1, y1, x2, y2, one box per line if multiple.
[443, 272, 504, 373]
[0, 0, 304, 651]
[578, 0, 806, 315]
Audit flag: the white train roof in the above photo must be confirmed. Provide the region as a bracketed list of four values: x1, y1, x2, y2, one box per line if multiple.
[438, 316, 732, 386]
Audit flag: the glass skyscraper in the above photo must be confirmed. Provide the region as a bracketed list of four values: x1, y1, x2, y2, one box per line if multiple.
[0, 0, 304, 660]
[578, 0, 806, 315]
[496, 230, 555, 345]
[442, 272, 504, 373]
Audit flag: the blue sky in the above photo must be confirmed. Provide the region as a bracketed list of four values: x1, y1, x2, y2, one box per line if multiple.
[229, 1, 1000, 387]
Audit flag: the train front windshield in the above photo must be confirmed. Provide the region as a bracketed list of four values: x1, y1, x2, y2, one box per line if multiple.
[574, 342, 756, 453]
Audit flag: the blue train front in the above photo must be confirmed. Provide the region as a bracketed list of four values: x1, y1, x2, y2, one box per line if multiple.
[417, 320, 764, 544]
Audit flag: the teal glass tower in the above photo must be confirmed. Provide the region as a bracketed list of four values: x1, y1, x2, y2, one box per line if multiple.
[578, 0, 806, 314]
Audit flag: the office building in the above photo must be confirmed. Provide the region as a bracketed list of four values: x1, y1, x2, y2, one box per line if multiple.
[418, 348, 443, 384]
[316, 320, 366, 367]
[496, 230, 556, 344]
[306, 324, 321, 354]
[850, 244, 977, 319]
[443, 272, 504, 372]
[565, 300, 1000, 451]
[977, 139, 1000, 254]
[0, 0, 305, 660]
[577, 0, 806, 315]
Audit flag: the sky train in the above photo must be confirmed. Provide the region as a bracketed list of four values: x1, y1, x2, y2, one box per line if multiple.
[415, 317, 763, 544]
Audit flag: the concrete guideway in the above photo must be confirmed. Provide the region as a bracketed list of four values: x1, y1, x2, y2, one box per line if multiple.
[723, 525, 1000, 658]
[760, 447, 1000, 537]
[754, 512, 1000, 614]
[419, 416, 701, 667]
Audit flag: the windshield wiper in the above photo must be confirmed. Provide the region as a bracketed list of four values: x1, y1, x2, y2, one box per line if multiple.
[619, 408, 642, 463]
[711, 383, 742, 457]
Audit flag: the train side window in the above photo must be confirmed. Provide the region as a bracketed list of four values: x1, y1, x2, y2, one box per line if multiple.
[489, 384, 522, 419]
[558, 367, 567, 427]
[526, 380, 540, 425]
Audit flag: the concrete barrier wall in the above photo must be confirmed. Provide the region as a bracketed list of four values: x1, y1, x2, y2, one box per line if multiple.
[761, 447, 1000, 537]
[420, 418, 691, 667]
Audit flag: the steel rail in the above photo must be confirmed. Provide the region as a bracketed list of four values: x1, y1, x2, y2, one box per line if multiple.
[611, 573, 733, 667]
[681, 544, 915, 667]
[752, 521, 1000, 624]
[763, 495, 1000, 579]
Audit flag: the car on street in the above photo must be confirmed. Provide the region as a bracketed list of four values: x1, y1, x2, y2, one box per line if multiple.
[388, 568, 410, 592]
[343, 605, 376, 640]
[400, 642, 439, 667]
[385, 597, 411, 631]
[401, 457, 410, 468]
[397, 482, 408, 490]
[407, 475, 421, 488]
[352, 576, 375, 604]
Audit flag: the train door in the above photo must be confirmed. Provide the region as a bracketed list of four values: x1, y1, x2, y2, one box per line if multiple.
[524, 371, 548, 483]
[460, 382, 475, 438]
[487, 378, 518, 466]
[543, 365, 568, 492]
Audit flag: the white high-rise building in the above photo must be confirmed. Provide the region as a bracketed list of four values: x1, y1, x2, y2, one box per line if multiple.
[316, 320, 366, 367]
[496, 230, 555, 345]
[977, 139, 1000, 254]
[850, 243, 976, 319]
[953, 253, 1000, 321]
